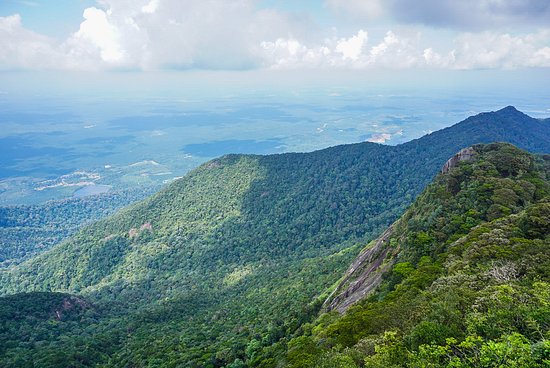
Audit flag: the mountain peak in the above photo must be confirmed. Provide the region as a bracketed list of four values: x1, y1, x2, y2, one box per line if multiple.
[497, 105, 519, 113]
[417, 105, 550, 154]
[491, 105, 530, 119]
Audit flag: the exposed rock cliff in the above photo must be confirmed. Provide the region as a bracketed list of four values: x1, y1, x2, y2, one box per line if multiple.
[441, 146, 475, 173]
[325, 225, 396, 313]
[54, 295, 90, 320]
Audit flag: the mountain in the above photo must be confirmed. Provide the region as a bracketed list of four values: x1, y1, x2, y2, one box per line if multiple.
[403, 106, 550, 155]
[280, 143, 549, 367]
[2, 106, 548, 270]
[0, 107, 549, 367]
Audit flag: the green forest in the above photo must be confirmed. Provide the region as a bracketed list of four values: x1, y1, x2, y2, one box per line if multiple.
[0, 107, 549, 367]
[0, 187, 156, 267]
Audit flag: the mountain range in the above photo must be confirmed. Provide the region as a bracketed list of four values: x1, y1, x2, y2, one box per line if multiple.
[0, 106, 549, 367]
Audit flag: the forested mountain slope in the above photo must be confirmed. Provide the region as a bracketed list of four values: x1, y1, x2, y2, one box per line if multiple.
[1, 106, 548, 270]
[0, 107, 549, 367]
[278, 143, 550, 367]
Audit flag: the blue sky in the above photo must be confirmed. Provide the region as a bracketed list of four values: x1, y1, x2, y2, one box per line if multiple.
[0, 0, 95, 38]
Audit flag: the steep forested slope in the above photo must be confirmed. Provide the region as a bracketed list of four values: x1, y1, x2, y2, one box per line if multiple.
[0, 107, 549, 367]
[278, 143, 550, 367]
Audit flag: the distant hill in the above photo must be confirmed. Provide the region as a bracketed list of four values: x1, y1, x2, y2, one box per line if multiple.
[404, 106, 550, 155]
[0, 107, 549, 367]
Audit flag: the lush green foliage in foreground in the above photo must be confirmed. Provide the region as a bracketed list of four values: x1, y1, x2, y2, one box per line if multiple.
[275, 143, 550, 367]
[0, 107, 549, 367]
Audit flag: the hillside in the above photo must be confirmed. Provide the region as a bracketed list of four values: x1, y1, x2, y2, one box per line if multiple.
[277, 143, 550, 367]
[0, 107, 549, 367]
[0, 187, 156, 267]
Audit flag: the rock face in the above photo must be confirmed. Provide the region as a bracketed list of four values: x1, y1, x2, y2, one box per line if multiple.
[441, 146, 475, 174]
[326, 146, 477, 314]
[324, 225, 396, 313]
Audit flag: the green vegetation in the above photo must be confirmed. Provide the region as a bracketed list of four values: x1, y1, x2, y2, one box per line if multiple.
[0, 107, 549, 367]
[0, 292, 112, 367]
[0, 188, 156, 267]
[1, 155, 356, 367]
[276, 143, 550, 367]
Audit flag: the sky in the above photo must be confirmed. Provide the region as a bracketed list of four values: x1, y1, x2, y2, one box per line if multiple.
[1, 0, 549, 73]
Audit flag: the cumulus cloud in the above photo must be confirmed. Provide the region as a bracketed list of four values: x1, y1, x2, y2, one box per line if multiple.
[260, 38, 323, 68]
[2, 0, 303, 70]
[261, 28, 550, 70]
[58, 0, 299, 70]
[335, 30, 368, 60]
[367, 30, 422, 68]
[261, 30, 431, 69]
[424, 30, 550, 69]
[141, 0, 160, 14]
[63, 7, 124, 67]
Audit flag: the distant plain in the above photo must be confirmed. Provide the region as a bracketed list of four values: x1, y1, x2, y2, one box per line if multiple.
[1, 85, 548, 205]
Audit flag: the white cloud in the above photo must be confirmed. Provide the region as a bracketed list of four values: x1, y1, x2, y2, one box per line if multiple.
[12, 0, 302, 71]
[0, 14, 62, 69]
[423, 47, 452, 68]
[450, 30, 550, 69]
[260, 30, 426, 70]
[366, 30, 422, 68]
[141, 0, 160, 14]
[336, 30, 368, 61]
[260, 37, 343, 69]
[259, 28, 550, 70]
[0, 1, 549, 71]
[67, 7, 124, 63]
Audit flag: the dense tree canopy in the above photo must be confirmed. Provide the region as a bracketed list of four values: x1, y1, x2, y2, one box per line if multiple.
[0, 187, 156, 267]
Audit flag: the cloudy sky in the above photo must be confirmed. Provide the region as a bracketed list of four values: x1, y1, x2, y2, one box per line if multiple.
[1, 0, 550, 72]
